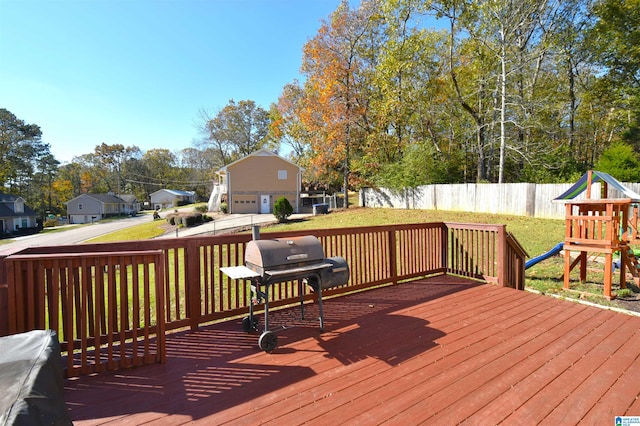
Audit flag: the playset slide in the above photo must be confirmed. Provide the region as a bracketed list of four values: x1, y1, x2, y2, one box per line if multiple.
[525, 242, 564, 269]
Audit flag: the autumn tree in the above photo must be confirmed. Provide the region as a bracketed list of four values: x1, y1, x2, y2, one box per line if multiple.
[51, 163, 81, 213]
[300, 0, 377, 206]
[271, 81, 312, 161]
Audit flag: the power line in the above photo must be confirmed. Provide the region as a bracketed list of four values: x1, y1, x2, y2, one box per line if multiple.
[124, 178, 213, 186]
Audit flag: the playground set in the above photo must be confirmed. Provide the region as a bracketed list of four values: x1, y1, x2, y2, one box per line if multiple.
[528, 170, 640, 299]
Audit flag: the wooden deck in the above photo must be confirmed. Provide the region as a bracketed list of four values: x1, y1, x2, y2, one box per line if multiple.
[64, 275, 640, 425]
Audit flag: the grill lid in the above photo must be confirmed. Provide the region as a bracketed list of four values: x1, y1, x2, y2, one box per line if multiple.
[245, 235, 325, 273]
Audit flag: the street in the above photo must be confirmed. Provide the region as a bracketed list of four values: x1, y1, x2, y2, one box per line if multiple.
[0, 214, 151, 256]
[0, 212, 311, 256]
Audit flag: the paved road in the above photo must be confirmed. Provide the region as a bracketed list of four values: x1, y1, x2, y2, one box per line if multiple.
[0, 212, 312, 256]
[0, 214, 151, 256]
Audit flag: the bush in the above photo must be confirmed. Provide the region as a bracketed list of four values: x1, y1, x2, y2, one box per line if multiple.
[274, 197, 293, 223]
[43, 219, 59, 228]
[181, 213, 202, 227]
[220, 203, 228, 214]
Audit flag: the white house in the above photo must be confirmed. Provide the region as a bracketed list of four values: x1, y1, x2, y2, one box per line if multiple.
[149, 189, 196, 210]
[0, 193, 38, 235]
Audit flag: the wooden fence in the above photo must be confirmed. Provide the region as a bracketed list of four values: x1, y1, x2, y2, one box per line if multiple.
[361, 182, 640, 219]
[0, 222, 525, 377]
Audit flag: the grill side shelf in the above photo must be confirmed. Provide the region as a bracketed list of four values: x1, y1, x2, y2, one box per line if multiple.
[220, 266, 261, 280]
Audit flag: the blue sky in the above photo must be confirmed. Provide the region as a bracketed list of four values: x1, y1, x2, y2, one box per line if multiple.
[0, 0, 350, 164]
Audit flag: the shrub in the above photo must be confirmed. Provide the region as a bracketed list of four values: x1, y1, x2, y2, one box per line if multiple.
[220, 203, 228, 214]
[274, 197, 293, 223]
[181, 213, 202, 227]
[43, 219, 59, 228]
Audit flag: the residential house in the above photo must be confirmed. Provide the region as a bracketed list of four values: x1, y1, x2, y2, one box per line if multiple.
[66, 193, 127, 224]
[149, 189, 196, 210]
[210, 149, 304, 214]
[119, 194, 141, 216]
[0, 193, 38, 236]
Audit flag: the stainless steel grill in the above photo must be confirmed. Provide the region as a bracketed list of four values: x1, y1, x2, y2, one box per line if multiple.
[221, 235, 349, 352]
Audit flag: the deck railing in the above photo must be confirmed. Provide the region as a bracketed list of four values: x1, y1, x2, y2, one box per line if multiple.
[0, 222, 524, 377]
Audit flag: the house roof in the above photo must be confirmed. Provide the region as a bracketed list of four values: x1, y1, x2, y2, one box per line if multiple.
[0, 192, 37, 217]
[118, 194, 138, 203]
[216, 149, 304, 176]
[149, 189, 195, 197]
[0, 193, 23, 203]
[66, 193, 126, 205]
[553, 171, 640, 202]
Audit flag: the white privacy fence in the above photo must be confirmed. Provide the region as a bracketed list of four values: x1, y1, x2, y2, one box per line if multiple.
[360, 182, 640, 220]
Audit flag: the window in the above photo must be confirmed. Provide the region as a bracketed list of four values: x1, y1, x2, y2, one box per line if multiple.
[278, 170, 287, 180]
[78, 204, 83, 210]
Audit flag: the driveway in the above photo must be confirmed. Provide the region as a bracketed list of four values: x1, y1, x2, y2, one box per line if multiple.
[157, 213, 310, 239]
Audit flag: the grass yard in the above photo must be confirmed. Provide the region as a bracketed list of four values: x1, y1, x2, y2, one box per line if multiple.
[94, 206, 640, 313]
[265, 208, 640, 312]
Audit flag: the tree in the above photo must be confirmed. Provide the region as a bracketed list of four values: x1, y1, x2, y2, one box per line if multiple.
[31, 153, 60, 218]
[142, 149, 178, 188]
[300, 0, 376, 206]
[273, 196, 294, 223]
[202, 99, 274, 164]
[0, 108, 58, 214]
[588, 0, 640, 158]
[91, 143, 140, 195]
[590, 0, 640, 90]
[595, 140, 640, 181]
[271, 81, 312, 161]
[0, 109, 52, 192]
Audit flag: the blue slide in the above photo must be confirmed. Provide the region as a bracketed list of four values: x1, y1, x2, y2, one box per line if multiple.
[525, 242, 564, 269]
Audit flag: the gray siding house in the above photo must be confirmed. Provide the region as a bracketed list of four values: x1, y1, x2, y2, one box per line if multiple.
[0, 193, 38, 235]
[149, 189, 196, 210]
[66, 193, 128, 224]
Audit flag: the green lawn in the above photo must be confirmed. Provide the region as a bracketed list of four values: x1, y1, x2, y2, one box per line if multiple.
[90, 206, 638, 310]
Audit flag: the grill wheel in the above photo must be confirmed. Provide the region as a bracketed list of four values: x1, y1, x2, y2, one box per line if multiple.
[242, 316, 259, 333]
[259, 331, 278, 353]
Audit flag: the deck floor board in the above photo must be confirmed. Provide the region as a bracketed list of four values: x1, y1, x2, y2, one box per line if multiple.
[64, 275, 640, 425]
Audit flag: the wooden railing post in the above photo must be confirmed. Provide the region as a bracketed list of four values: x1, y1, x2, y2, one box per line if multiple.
[0, 255, 8, 337]
[185, 241, 202, 331]
[388, 229, 398, 285]
[497, 224, 507, 287]
[441, 224, 449, 272]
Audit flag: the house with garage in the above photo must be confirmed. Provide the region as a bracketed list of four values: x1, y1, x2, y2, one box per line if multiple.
[66, 193, 127, 224]
[209, 149, 304, 214]
[149, 189, 196, 210]
[0, 193, 38, 236]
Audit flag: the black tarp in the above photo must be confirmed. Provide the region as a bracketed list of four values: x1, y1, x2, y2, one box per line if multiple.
[0, 330, 71, 425]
